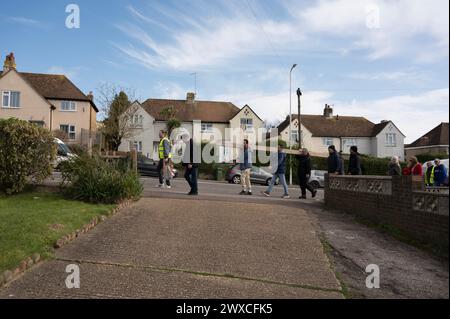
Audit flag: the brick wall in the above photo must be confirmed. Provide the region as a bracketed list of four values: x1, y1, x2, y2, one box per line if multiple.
[324, 175, 449, 249]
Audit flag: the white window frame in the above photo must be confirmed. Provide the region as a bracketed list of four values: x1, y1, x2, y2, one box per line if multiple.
[240, 118, 253, 131]
[60, 124, 76, 140]
[322, 137, 333, 146]
[343, 138, 357, 148]
[133, 141, 143, 152]
[61, 100, 76, 112]
[201, 123, 213, 133]
[291, 130, 299, 143]
[385, 133, 397, 147]
[2, 91, 21, 108]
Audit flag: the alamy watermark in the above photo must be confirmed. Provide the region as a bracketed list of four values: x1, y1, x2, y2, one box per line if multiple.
[65, 4, 80, 29]
[365, 264, 380, 289]
[65, 264, 80, 289]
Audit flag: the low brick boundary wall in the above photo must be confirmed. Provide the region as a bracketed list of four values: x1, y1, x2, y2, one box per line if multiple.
[324, 175, 449, 249]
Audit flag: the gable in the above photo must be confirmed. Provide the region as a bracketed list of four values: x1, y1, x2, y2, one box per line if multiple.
[0, 69, 53, 108]
[230, 104, 263, 123]
[374, 121, 406, 138]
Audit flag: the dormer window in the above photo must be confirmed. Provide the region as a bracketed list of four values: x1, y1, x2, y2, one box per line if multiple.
[2, 91, 20, 108]
[61, 100, 76, 111]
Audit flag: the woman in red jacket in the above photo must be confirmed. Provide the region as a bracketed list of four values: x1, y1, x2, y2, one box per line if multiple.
[405, 156, 423, 176]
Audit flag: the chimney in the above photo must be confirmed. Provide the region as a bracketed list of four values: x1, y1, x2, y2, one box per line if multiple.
[87, 91, 94, 101]
[3, 52, 17, 73]
[323, 104, 333, 118]
[186, 92, 195, 104]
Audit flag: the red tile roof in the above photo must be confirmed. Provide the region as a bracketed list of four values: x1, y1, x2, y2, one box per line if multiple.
[407, 122, 449, 148]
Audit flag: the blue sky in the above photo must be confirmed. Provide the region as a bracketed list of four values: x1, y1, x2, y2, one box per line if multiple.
[0, 0, 448, 142]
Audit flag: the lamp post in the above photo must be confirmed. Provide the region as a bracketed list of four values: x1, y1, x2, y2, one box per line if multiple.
[289, 64, 297, 185]
[297, 88, 302, 149]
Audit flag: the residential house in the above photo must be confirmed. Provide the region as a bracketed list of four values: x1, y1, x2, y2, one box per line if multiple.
[0, 52, 98, 145]
[405, 122, 449, 158]
[118, 92, 264, 161]
[276, 104, 405, 160]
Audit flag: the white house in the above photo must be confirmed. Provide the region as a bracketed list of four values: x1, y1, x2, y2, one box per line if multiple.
[276, 104, 405, 160]
[119, 92, 264, 161]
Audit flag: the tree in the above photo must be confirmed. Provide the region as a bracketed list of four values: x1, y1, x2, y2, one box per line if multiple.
[159, 105, 181, 136]
[97, 83, 139, 151]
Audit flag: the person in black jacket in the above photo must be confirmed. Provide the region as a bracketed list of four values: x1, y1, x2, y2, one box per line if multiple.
[296, 148, 317, 199]
[347, 146, 362, 175]
[182, 135, 199, 195]
[327, 145, 341, 175]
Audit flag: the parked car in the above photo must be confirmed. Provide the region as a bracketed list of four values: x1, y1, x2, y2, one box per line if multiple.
[53, 138, 77, 168]
[137, 155, 178, 178]
[309, 170, 326, 189]
[226, 165, 279, 186]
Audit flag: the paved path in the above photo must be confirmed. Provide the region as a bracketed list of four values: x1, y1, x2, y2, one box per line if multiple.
[0, 197, 342, 299]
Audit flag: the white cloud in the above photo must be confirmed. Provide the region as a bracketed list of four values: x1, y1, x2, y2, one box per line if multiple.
[7, 16, 45, 28]
[215, 87, 448, 143]
[115, 0, 449, 70]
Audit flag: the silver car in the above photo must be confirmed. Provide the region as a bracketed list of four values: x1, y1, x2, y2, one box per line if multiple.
[309, 170, 326, 189]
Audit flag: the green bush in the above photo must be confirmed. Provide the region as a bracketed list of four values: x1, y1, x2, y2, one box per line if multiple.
[0, 118, 56, 194]
[60, 154, 143, 204]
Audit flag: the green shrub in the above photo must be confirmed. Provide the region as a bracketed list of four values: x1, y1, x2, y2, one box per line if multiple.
[60, 154, 143, 204]
[0, 118, 56, 194]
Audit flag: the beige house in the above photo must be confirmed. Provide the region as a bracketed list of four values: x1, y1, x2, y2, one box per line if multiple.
[0, 53, 98, 145]
[275, 104, 406, 160]
[119, 92, 264, 161]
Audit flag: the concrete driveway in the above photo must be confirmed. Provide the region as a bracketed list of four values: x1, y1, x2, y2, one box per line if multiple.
[0, 197, 342, 299]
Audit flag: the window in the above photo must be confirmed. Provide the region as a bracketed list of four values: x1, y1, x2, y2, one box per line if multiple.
[322, 137, 333, 146]
[133, 141, 143, 152]
[61, 101, 76, 111]
[240, 118, 253, 131]
[60, 124, 76, 140]
[291, 130, 299, 142]
[386, 133, 397, 146]
[343, 138, 357, 148]
[201, 123, 213, 133]
[2, 91, 20, 108]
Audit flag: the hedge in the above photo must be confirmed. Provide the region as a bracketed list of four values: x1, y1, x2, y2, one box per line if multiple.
[0, 118, 56, 194]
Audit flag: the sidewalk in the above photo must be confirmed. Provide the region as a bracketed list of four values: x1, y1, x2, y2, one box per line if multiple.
[0, 198, 342, 299]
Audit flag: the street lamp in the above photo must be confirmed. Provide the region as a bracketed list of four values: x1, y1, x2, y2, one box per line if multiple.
[297, 88, 302, 149]
[289, 64, 297, 185]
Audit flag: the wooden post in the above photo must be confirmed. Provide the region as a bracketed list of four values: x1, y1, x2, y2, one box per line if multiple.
[131, 149, 137, 173]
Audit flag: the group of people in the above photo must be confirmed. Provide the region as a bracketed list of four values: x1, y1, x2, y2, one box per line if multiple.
[156, 130, 199, 195]
[157, 129, 448, 197]
[238, 140, 318, 200]
[388, 155, 448, 186]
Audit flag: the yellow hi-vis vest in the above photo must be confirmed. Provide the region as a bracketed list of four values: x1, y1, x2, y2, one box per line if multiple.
[158, 137, 172, 159]
[426, 166, 435, 185]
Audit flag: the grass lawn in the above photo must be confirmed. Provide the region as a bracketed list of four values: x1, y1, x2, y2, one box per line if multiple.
[0, 191, 115, 273]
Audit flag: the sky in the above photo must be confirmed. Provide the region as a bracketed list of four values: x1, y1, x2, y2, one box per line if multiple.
[0, 0, 448, 143]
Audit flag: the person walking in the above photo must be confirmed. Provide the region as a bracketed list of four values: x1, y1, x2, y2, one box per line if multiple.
[239, 139, 253, 195]
[424, 161, 435, 186]
[262, 143, 290, 199]
[347, 146, 362, 175]
[182, 135, 199, 195]
[388, 156, 402, 176]
[296, 148, 317, 199]
[157, 130, 172, 188]
[433, 158, 448, 186]
[327, 145, 341, 175]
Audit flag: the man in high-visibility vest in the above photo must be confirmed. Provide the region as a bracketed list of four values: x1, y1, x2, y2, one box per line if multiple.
[425, 161, 435, 186]
[157, 130, 172, 188]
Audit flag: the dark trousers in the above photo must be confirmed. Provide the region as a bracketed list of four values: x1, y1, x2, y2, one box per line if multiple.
[299, 176, 314, 196]
[184, 166, 198, 193]
[157, 159, 170, 186]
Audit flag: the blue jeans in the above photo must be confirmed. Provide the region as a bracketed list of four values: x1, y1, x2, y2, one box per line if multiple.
[266, 173, 289, 195]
